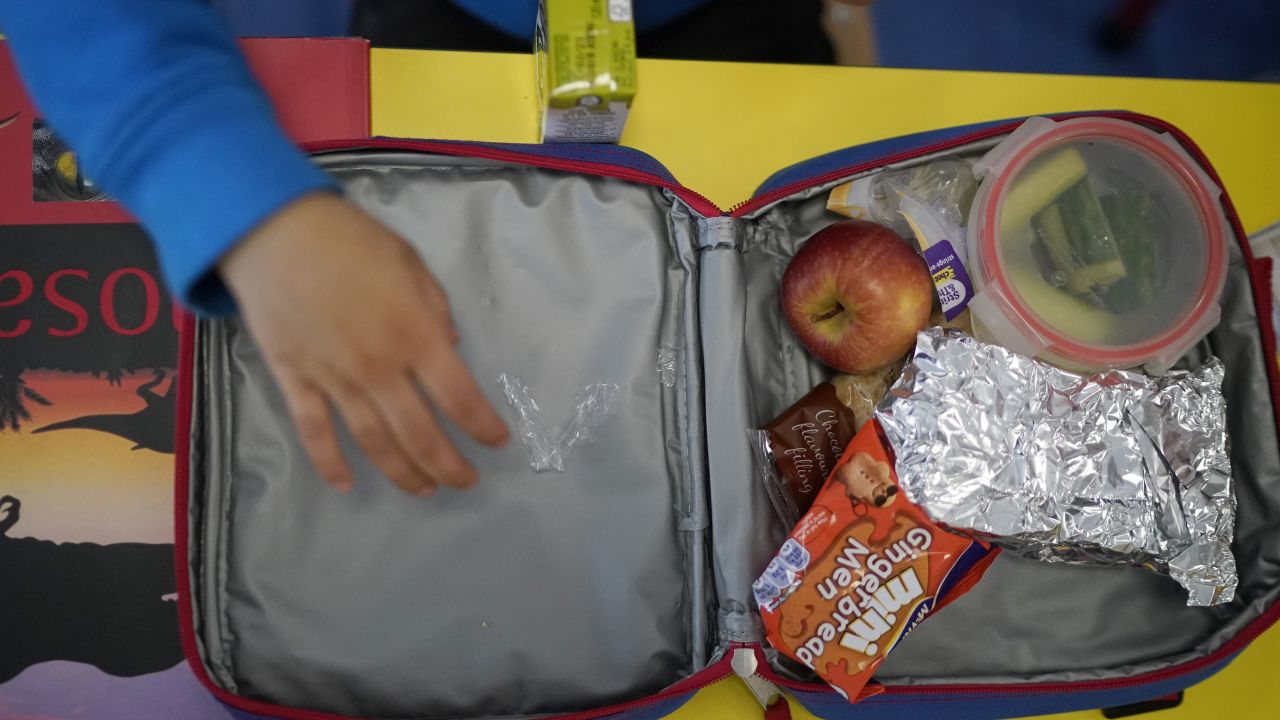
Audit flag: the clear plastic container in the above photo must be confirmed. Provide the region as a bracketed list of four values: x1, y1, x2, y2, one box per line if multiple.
[966, 117, 1230, 374]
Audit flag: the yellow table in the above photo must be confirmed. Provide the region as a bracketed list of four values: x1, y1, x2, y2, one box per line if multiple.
[373, 50, 1280, 720]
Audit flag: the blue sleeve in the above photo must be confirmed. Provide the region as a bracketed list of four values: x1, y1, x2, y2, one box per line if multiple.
[0, 1, 337, 315]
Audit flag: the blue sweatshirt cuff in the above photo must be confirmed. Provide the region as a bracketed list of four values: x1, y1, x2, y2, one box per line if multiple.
[121, 86, 336, 315]
[0, 0, 337, 317]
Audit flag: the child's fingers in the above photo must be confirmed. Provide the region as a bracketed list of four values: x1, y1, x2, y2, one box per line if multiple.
[328, 378, 437, 498]
[223, 195, 504, 496]
[414, 342, 509, 449]
[414, 266, 460, 345]
[367, 373, 478, 490]
[275, 372, 354, 493]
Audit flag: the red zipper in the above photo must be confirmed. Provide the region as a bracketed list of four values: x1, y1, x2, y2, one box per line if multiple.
[553, 661, 735, 720]
[302, 137, 726, 218]
[726, 123, 1012, 217]
[176, 115, 1280, 718]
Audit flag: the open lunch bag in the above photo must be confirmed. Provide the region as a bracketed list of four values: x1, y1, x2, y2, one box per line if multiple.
[175, 111, 1280, 720]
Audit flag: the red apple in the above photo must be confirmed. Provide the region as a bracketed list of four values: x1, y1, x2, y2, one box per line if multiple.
[782, 219, 933, 373]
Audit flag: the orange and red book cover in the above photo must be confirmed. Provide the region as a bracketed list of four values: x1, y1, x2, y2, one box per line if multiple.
[0, 38, 368, 719]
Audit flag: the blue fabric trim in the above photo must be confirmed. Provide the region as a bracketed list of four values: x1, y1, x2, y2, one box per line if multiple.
[751, 111, 1132, 200]
[219, 654, 1230, 720]
[791, 654, 1235, 720]
[751, 120, 1016, 199]
[222, 689, 695, 720]
[373, 138, 680, 185]
[599, 692, 697, 719]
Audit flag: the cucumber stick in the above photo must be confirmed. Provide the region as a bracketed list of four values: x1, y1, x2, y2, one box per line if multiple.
[999, 147, 1089, 235]
[1030, 194, 1125, 296]
[1031, 202, 1087, 292]
[1008, 266, 1115, 344]
[1057, 180, 1124, 271]
[1100, 190, 1160, 311]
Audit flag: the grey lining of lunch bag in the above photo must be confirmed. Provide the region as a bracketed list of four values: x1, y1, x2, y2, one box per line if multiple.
[195, 319, 239, 691]
[189, 153, 714, 719]
[694, 214, 789, 646]
[184, 320, 238, 691]
[731, 145, 1280, 686]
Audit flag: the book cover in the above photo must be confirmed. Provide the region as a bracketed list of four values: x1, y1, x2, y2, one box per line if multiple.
[0, 37, 368, 719]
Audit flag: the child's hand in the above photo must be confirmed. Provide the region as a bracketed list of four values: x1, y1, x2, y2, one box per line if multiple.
[218, 192, 509, 497]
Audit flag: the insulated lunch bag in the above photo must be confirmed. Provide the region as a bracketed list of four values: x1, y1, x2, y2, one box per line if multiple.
[175, 112, 1280, 720]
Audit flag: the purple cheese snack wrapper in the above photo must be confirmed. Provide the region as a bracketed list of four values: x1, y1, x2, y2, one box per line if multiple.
[923, 240, 973, 321]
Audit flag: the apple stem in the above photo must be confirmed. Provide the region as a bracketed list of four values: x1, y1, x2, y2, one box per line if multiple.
[810, 303, 845, 323]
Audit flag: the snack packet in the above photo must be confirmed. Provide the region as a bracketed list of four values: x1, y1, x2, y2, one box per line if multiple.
[755, 421, 999, 701]
[752, 365, 902, 527]
[752, 382, 858, 528]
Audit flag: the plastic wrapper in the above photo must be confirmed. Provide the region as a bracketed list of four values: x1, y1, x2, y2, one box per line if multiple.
[828, 161, 980, 320]
[756, 422, 999, 701]
[907, 196, 976, 321]
[497, 373, 622, 473]
[753, 384, 857, 529]
[875, 329, 1236, 606]
[754, 364, 902, 527]
[826, 159, 978, 245]
[655, 344, 678, 388]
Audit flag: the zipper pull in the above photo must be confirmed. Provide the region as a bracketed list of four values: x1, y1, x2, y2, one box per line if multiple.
[731, 648, 786, 714]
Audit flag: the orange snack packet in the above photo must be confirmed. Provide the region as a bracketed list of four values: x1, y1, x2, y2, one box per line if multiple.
[755, 420, 999, 701]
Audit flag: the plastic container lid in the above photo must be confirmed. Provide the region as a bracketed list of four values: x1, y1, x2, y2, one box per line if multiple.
[966, 117, 1229, 374]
